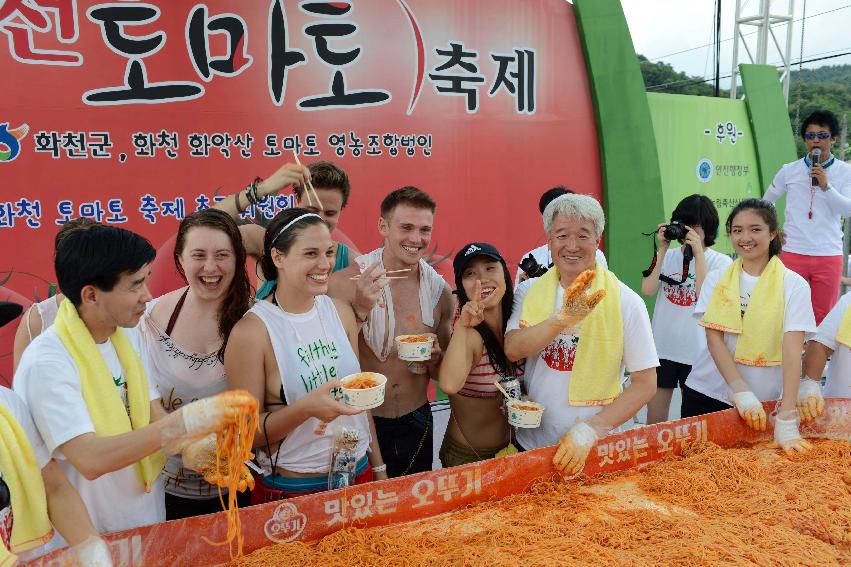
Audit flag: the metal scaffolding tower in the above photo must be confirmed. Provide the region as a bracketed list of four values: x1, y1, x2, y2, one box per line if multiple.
[729, 0, 795, 100]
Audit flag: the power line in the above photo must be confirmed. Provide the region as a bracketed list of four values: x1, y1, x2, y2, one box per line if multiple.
[646, 50, 851, 91]
[645, 3, 851, 62]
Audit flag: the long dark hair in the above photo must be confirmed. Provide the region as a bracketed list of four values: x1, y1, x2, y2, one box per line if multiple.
[174, 209, 250, 363]
[259, 208, 328, 282]
[454, 257, 517, 379]
[726, 198, 783, 258]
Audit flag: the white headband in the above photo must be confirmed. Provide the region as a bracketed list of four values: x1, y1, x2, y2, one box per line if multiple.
[270, 213, 323, 246]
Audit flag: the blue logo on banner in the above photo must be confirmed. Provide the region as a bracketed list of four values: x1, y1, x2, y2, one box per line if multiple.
[696, 158, 713, 183]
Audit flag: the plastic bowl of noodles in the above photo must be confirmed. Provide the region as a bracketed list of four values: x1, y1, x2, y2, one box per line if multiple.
[395, 334, 434, 362]
[506, 400, 545, 428]
[341, 372, 387, 410]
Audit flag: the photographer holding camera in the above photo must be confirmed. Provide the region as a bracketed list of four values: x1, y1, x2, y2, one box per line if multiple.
[641, 195, 731, 424]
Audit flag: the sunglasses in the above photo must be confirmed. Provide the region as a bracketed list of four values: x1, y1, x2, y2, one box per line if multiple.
[803, 132, 832, 140]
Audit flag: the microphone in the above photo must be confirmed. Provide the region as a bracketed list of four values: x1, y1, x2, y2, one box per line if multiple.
[811, 147, 821, 186]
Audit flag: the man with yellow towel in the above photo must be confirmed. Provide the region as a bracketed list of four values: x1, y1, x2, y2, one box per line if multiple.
[13, 225, 253, 546]
[504, 194, 659, 476]
[0, 387, 111, 565]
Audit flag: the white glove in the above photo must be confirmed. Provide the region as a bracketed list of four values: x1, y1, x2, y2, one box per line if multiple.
[552, 421, 608, 476]
[773, 409, 812, 455]
[181, 434, 254, 492]
[72, 536, 113, 567]
[731, 391, 766, 431]
[796, 378, 824, 423]
[180, 390, 256, 438]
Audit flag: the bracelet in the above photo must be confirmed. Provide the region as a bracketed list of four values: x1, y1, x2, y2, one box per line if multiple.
[245, 187, 256, 206]
[371, 464, 387, 473]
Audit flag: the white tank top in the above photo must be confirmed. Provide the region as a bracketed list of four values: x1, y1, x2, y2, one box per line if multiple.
[141, 295, 228, 499]
[249, 296, 370, 474]
[27, 296, 61, 340]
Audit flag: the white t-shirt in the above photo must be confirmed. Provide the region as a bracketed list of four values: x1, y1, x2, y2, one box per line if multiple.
[0, 387, 53, 560]
[684, 267, 816, 403]
[651, 247, 732, 365]
[764, 157, 851, 256]
[507, 277, 659, 449]
[13, 326, 165, 540]
[514, 244, 608, 286]
[810, 291, 851, 398]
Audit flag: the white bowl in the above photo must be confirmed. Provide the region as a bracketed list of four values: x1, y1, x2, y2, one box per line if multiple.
[341, 372, 387, 410]
[395, 335, 434, 362]
[506, 400, 544, 428]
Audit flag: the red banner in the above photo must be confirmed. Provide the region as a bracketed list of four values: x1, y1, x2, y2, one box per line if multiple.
[28, 400, 851, 566]
[0, 0, 601, 382]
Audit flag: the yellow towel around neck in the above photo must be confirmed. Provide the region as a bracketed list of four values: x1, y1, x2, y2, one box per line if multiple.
[700, 256, 785, 367]
[520, 262, 622, 406]
[837, 302, 851, 349]
[54, 299, 165, 492]
[0, 404, 52, 565]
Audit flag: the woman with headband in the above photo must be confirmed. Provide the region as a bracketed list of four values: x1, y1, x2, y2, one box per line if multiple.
[225, 209, 388, 501]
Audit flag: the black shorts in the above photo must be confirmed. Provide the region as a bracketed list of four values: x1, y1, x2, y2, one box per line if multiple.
[373, 402, 433, 478]
[680, 384, 733, 419]
[657, 359, 692, 389]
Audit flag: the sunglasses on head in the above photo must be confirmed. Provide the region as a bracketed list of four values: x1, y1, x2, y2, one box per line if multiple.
[804, 132, 832, 140]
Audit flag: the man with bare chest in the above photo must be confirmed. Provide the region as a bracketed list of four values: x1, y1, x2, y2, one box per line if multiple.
[329, 187, 453, 477]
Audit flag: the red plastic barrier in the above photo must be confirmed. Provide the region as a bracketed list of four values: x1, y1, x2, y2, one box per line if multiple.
[29, 399, 851, 567]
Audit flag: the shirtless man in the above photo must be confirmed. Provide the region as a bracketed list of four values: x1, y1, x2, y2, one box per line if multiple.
[329, 187, 454, 477]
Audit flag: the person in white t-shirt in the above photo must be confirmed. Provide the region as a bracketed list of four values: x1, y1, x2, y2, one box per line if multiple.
[504, 194, 659, 476]
[641, 195, 732, 424]
[515, 187, 607, 286]
[763, 110, 851, 324]
[0, 387, 111, 565]
[797, 291, 851, 421]
[14, 225, 254, 539]
[683, 199, 816, 454]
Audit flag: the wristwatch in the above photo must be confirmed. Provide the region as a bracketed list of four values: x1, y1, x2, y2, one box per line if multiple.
[822, 182, 834, 192]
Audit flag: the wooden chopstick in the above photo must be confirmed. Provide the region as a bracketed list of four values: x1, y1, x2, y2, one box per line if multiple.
[350, 275, 408, 280]
[292, 151, 323, 210]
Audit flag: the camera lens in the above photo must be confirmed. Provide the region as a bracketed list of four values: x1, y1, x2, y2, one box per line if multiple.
[663, 222, 687, 241]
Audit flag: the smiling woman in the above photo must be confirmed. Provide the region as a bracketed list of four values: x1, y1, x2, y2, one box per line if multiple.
[223, 208, 387, 505]
[138, 209, 254, 520]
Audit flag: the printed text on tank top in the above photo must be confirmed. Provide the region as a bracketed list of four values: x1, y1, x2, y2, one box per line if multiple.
[272, 291, 341, 396]
[152, 288, 221, 412]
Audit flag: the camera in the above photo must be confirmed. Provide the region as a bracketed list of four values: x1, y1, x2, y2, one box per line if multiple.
[663, 220, 688, 242]
[519, 253, 549, 278]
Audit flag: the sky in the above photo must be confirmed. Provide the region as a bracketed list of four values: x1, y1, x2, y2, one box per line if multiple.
[619, 0, 851, 89]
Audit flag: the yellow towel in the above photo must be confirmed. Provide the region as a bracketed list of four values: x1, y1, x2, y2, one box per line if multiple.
[0, 404, 52, 565]
[520, 262, 622, 406]
[54, 299, 165, 491]
[837, 302, 851, 349]
[700, 256, 785, 367]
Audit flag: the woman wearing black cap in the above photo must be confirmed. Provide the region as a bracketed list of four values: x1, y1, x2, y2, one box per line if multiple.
[438, 243, 523, 467]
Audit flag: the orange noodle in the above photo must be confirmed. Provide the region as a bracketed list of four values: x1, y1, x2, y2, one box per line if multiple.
[399, 335, 432, 343]
[343, 373, 380, 390]
[201, 391, 258, 560]
[231, 439, 851, 566]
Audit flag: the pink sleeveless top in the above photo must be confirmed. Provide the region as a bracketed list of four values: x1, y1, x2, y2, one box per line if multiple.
[457, 348, 522, 398]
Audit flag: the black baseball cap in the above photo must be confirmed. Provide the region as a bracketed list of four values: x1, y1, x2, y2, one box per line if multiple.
[0, 302, 23, 329]
[452, 242, 505, 280]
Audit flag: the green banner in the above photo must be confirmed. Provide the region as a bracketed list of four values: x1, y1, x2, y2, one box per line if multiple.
[647, 93, 761, 255]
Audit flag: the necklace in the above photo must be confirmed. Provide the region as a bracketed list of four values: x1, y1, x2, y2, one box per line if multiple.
[272, 290, 338, 385]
